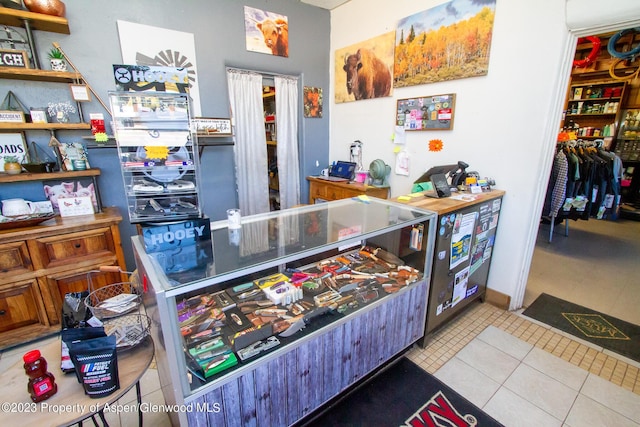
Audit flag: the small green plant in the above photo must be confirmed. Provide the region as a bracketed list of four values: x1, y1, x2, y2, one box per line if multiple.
[4, 155, 18, 163]
[47, 47, 64, 60]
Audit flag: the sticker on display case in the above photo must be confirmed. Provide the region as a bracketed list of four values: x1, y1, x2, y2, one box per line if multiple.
[142, 217, 211, 253]
[142, 218, 212, 274]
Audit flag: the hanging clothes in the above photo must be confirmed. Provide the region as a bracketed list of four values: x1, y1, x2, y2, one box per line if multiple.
[543, 148, 568, 218]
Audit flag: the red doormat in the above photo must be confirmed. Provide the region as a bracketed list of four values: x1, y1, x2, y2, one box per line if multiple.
[298, 357, 504, 427]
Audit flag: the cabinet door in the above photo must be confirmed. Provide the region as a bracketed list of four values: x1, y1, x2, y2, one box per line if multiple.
[0, 279, 47, 333]
[0, 240, 33, 279]
[29, 227, 118, 270]
[41, 263, 123, 324]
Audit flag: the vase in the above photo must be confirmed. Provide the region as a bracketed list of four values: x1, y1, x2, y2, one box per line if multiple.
[4, 162, 22, 175]
[50, 58, 67, 72]
[23, 0, 66, 17]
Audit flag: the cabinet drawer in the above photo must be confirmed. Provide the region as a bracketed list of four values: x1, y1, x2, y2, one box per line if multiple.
[0, 241, 33, 278]
[310, 182, 328, 199]
[30, 227, 117, 269]
[326, 187, 347, 200]
[0, 280, 46, 333]
[42, 265, 124, 325]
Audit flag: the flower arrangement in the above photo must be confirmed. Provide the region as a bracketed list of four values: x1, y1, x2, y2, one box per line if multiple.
[47, 101, 76, 123]
[429, 139, 444, 152]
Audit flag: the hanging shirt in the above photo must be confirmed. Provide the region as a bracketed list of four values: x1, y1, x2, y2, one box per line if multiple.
[548, 150, 569, 217]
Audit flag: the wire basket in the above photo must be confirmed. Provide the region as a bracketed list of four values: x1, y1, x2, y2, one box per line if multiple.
[103, 313, 151, 351]
[84, 269, 142, 320]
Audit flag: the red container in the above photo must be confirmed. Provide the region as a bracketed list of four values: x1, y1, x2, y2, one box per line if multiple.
[23, 350, 58, 402]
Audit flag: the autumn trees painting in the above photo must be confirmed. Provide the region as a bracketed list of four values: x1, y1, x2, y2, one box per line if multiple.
[394, 0, 496, 87]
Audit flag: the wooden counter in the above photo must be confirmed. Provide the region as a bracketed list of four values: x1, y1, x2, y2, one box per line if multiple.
[307, 176, 389, 203]
[392, 189, 506, 215]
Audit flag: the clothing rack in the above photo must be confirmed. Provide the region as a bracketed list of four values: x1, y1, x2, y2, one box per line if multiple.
[544, 139, 621, 242]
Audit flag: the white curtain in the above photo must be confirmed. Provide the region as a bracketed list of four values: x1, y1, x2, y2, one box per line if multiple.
[275, 75, 300, 209]
[226, 68, 270, 216]
[226, 68, 269, 256]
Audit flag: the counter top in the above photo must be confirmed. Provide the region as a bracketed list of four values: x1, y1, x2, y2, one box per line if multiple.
[392, 189, 505, 215]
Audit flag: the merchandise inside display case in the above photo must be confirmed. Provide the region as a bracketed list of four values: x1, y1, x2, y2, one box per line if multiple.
[177, 244, 424, 386]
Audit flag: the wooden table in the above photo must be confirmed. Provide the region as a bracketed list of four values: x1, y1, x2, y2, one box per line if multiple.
[307, 176, 389, 203]
[0, 335, 154, 427]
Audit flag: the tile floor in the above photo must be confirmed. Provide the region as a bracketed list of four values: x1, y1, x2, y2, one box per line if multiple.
[407, 304, 640, 427]
[1, 217, 638, 426]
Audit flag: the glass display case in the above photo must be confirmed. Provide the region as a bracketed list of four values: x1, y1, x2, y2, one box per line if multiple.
[109, 91, 201, 223]
[132, 198, 437, 426]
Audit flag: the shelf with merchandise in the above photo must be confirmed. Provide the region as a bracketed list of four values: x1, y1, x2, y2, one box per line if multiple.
[109, 91, 202, 223]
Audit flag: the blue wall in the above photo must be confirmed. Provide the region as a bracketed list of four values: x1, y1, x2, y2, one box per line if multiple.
[0, 0, 331, 269]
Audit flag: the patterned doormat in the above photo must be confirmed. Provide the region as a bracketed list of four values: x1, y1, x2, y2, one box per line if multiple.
[299, 357, 503, 427]
[523, 293, 640, 363]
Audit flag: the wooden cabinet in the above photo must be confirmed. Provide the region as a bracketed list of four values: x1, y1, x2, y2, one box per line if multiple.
[0, 207, 126, 349]
[307, 176, 389, 203]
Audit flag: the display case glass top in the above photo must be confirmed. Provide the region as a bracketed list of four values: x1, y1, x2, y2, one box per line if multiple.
[134, 198, 436, 294]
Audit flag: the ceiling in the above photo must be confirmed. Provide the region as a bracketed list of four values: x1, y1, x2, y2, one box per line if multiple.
[300, 0, 351, 10]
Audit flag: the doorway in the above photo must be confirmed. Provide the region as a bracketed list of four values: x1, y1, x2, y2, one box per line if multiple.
[263, 83, 280, 210]
[226, 68, 301, 216]
[524, 26, 640, 326]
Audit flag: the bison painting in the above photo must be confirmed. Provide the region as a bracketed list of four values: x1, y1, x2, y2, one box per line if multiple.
[256, 17, 289, 57]
[343, 48, 392, 100]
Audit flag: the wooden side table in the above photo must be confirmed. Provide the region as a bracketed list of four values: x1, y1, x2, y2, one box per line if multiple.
[307, 176, 389, 203]
[0, 336, 154, 427]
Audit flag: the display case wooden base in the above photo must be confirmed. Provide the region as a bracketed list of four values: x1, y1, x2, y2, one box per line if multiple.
[0, 207, 126, 350]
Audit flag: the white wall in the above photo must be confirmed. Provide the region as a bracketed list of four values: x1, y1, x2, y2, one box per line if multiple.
[330, 0, 571, 309]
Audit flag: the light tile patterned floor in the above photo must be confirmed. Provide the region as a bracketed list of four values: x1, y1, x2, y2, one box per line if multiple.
[406, 301, 640, 396]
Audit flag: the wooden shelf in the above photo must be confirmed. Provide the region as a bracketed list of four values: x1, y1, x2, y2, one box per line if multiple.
[0, 66, 81, 82]
[0, 6, 69, 34]
[565, 113, 617, 117]
[567, 97, 622, 103]
[0, 122, 91, 131]
[0, 167, 100, 183]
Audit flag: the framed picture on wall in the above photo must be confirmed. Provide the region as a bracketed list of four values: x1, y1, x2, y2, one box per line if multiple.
[69, 84, 91, 102]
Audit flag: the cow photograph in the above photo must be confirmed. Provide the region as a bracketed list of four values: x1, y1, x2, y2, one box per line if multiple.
[335, 31, 395, 103]
[244, 6, 289, 58]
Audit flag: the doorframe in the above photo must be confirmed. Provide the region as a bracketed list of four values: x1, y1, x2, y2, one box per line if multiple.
[515, 18, 640, 310]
